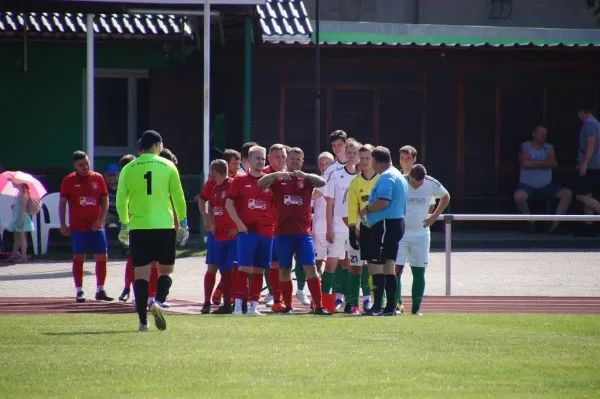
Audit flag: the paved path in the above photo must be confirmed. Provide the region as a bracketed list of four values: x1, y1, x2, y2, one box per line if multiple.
[0, 250, 599, 314]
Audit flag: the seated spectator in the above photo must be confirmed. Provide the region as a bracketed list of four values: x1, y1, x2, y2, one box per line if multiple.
[513, 124, 572, 233]
[104, 163, 120, 227]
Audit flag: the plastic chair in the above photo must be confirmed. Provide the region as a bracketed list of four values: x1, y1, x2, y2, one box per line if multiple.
[40, 193, 68, 255]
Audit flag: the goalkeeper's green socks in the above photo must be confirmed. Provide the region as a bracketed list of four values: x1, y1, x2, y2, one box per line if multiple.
[411, 266, 426, 312]
[334, 264, 344, 296]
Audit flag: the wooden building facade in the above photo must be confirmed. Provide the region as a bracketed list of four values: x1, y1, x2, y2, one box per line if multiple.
[249, 45, 600, 211]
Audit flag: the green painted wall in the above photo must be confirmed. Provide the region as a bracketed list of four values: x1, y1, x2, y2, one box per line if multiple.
[0, 41, 168, 171]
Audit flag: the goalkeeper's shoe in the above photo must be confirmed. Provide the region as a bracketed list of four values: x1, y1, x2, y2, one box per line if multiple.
[118, 288, 130, 302]
[363, 298, 373, 312]
[138, 322, 150, 332]
[150, 301, 167, 330]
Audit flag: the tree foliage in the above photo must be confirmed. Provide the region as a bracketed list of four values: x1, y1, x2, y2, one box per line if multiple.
[587, 0, 600, 17]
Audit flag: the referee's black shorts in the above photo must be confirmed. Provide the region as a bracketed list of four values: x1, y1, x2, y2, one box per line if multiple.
[359, 223, 373, 262]
[369, 218, 405, 265]
[130, 229, 176, 267]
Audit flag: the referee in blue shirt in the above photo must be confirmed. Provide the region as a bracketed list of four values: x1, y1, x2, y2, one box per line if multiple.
[359, 146, 408, 316]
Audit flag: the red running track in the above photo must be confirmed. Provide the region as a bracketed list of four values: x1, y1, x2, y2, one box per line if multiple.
[1, 296, 599, 315]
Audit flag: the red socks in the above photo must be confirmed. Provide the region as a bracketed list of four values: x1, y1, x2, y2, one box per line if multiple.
[149, 266, 158, 298]
[234, 270, 249, 300]
[268, 268, 281, 302]
[220, 270, 232, 306]
[281, 279, 293, 309]
[95, 260, 107, 287]
[307, 276, 323, 308]
[204, 272, 217, 304]
[72, 259, 84, 288]
[124, 257, 135, 288]
[249, 272, 264, 302]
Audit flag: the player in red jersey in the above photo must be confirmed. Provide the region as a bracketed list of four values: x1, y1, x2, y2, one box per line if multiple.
[226, 145, 276, 316]
[59, 151, 113, 303]
[261, 143, 287, 310]
[258, 147, 331, 315]
[205, 159, 239, 314]
[200, 149, 242, 313]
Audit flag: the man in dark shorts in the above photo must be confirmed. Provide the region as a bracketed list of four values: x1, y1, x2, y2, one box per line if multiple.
[573, 105, 600, 235]
[359, 146, 408, 316]
[116, 130, 188, 332]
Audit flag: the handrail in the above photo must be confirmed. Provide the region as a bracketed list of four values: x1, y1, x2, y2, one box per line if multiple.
[437, 214, 599, 295]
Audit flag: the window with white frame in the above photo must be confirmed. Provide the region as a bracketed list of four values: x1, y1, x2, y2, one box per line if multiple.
[83, 69, 150, 156]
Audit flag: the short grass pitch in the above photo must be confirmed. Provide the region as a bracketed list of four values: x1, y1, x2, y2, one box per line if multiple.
[1, 314, 599, 398]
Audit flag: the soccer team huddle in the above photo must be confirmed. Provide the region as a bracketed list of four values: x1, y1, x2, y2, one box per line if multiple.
[198, 129, 451, 322]
[59, 129, 450, 332]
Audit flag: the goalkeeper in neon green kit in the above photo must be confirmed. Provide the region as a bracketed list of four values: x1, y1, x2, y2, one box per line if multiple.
[116, 130, 188, 332]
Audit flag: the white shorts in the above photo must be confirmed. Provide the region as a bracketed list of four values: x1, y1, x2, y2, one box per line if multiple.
[348, 246, 362, 266]
[395, 233, 430, 267]
[313, 231, 328, 261]
[327, 230, 349, 259]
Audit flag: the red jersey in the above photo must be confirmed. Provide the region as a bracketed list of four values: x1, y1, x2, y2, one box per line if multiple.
[263, 165, 282, 174]
[200, 178, 217, 202]
[210, 178, 238, 241]
[226, 173, 275, 238]
[271, 176, 314, 235]
[59, 172, 108, 232]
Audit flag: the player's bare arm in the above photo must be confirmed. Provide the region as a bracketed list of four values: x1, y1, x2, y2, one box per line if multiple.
[94, 195, 109, 230]
[207, 203, 216, 234]
[59, 196, 69, 236]
[579, 135, 596, 176]
[198, 198, 211, 230]
[257, 171, 290, 188]
[326, 197, 335, 243]
[293, 171, 326, 188]
[225, 198, 248, 233]
[519, 145, 556, 170]
[424, 193, 451, 228]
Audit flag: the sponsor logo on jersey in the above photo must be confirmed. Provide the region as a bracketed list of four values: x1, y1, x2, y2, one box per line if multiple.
[214, 206, 224, 216]
[361, 195, 369, 202]
[79, 196, 97, 207]
[283, 195, 303, 206]
[408, 197, 429, 204]
[248, 199, 266, 210]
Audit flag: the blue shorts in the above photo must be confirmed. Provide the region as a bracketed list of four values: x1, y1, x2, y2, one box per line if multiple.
[271, 246, 279, 263]
[214, 239, 237, 272]
[274, 234, 316, 269]
[237, 232, 273, 269]
[206, 232, 217, 265]
[71, 230, 108, 255]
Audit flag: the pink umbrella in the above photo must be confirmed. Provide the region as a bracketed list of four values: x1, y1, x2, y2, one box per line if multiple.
[0, 171, 47, 199]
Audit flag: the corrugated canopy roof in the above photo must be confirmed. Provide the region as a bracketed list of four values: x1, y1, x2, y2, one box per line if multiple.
[307, 21, 600, 48]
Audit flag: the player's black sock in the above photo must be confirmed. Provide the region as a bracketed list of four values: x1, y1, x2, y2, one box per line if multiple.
[383, 274, 397, 312]
[372, 274, 385, 309]
[155, 275, 172, 304]
[133, 279, 149, 324]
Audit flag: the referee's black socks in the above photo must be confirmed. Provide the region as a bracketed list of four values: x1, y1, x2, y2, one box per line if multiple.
[372, 274, 385, 310]
[156, 275, 172, 304]
[383, 275, 397, 312]
[133, 279, 149, 325]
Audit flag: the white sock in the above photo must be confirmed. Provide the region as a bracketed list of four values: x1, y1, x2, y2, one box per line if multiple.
[97, 286, 104, 293]
[76, 287, 83, 294]
[147, 297, 155, 305]
[249, 301, 259, 311]
[234, 298, 242, 309]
